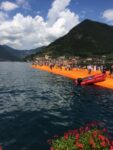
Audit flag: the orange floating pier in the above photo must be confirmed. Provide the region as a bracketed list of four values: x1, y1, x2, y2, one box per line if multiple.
[32, 65, 113, 90]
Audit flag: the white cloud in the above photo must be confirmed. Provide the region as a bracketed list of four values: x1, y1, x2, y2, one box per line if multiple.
[48, 0, 71, 23]
[0, 11, 8, 23]
[0, 0, 80, 50]
[102, 9, 113, 23]
[16, 0, 31, 10]
[47, 9, 79, 38]
[0, 1, 18, 11]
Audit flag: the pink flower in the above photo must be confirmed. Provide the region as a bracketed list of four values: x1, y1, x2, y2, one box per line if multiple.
[76, 133, 79, 140]
[100, 141, 106, 147]
[89, 138, 95, 148]
[98, 134, 105, 141]
[50, 147, 54, 150]
[92, 130, 98, 138]
[85, 126, 89, 132]
[73, 129, 78, 135]
[76, 142, 84, 149]
[103, 128, 107, 133]
[110, 146, 113, 150]
[68, 130, 73, 136]
[79, 127, 84, 133]
[64, 133, 68, 140]
[105, 137, 110, 145]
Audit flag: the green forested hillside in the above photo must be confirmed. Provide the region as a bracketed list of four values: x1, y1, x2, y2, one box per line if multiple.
[0, 45, 43, 61]
[36, 19, 113, 58]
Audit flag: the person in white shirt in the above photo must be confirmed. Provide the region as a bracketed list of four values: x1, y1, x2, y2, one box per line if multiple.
[87, 65, 92, 74]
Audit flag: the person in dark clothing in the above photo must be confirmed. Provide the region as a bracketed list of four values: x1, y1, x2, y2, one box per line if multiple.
[109, 65, 113, 77]
[102, 66, 107, 74]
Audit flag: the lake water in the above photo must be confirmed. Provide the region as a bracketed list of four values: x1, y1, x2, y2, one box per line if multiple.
[0, 62, 113, 150]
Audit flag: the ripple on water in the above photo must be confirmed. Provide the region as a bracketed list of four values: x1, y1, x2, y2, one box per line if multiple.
[0, 62, 113, 150]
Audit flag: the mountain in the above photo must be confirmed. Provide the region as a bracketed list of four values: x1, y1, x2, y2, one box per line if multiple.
[36, 19, 113, 57]
[0, 45, 19, 61]
[23, 47, 45, 61]
[2, 19, 113, 61]
[0, 45, 43, 61]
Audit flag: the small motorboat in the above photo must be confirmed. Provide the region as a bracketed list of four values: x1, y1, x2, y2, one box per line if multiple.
[75, 73, 107, 85]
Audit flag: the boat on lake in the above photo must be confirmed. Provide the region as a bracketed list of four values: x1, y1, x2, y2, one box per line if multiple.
[75, 73, 107, 85]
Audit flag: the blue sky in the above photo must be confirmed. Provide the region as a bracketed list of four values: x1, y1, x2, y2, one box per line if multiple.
[0, 0, 113, 50]
[72, 0, 113, 22]
[4, 0, 113, 22]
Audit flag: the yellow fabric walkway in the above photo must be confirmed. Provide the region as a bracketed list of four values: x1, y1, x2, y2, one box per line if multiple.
[32, 65, 113, 90]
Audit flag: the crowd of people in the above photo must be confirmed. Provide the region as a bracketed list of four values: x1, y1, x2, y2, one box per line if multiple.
[33, 58, 75, 70]
[33, 58, 113, 78]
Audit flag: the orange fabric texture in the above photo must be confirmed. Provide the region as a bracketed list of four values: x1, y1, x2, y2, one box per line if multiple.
[32, 65, 113, 90]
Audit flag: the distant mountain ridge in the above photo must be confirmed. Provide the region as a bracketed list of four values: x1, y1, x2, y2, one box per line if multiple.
[1, 19, 113, 61]
[36, 19, 113, 57]
[0, 45, 43, 61]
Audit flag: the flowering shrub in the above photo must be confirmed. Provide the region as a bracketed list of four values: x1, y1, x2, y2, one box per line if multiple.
[48, 122, 113, 150]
